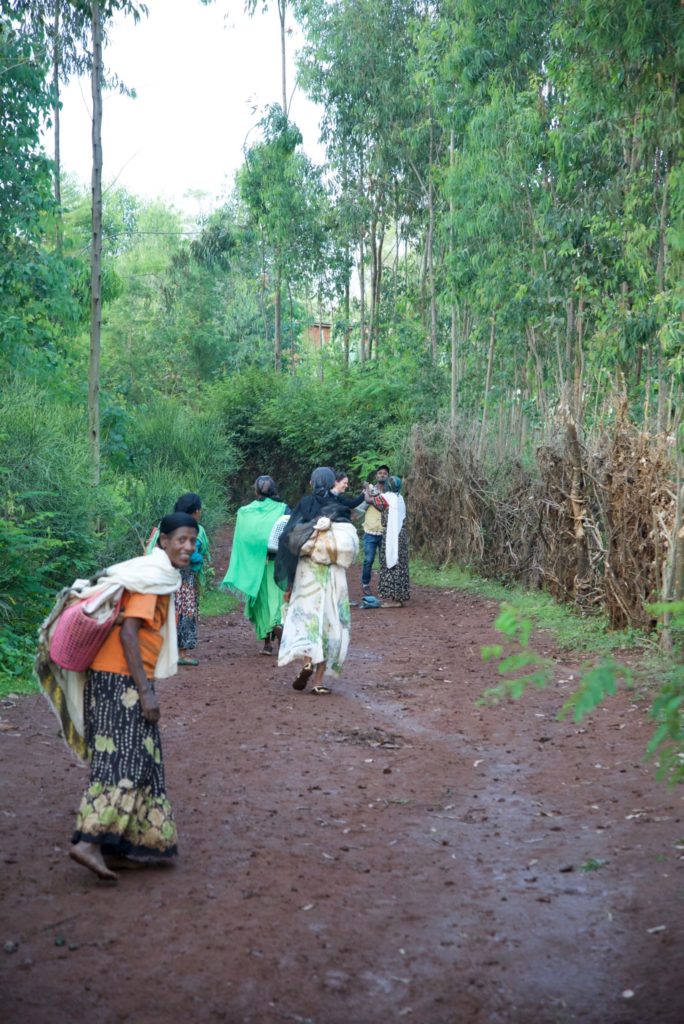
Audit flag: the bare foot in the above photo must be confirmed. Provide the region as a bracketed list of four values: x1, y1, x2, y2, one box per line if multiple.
[70, 841, 118, 881]
[104, 855, 147, 870]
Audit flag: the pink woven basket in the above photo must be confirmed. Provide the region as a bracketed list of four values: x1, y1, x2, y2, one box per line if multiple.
[49, 591, 122, 672]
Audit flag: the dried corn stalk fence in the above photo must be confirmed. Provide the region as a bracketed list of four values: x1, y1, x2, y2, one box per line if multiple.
[408, 418, 683, 630]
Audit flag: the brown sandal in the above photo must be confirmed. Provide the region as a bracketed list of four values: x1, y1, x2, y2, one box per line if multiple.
[292, 663, 313, 691]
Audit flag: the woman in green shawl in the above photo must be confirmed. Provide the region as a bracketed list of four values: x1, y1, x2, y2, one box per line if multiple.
[221, 475, 289, 654]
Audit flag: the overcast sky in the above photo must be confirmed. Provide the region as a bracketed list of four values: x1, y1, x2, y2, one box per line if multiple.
[53, 0, 325, 214]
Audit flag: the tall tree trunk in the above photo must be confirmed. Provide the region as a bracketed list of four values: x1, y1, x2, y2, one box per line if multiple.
[278, 0, 287, 113]
[656, 165, 669, 432]
[288, 280, 295, 374]
[274, 266, 282, 372]
[52, 4, 62, 251]
[88, 0, 103, 486]
[358, 233, 366, 363]
[479, 317, 496, 455]
[449, 131, 457, 424]
[367, 212, 377, 359]
[372, 220, 384, 360]
[427, 122, 437, 362]
[343, 274, 350, 369]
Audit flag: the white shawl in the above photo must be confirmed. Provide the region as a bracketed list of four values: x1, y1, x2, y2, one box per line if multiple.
[383, 492, 406, 569]
[36, 547, 180, 760]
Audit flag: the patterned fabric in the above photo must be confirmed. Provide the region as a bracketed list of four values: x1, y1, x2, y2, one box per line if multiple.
[72, 670, 177, 859]
[176, 566, 198, 651]
[379, 508, 411, 603]
[278, 557, 351, 677]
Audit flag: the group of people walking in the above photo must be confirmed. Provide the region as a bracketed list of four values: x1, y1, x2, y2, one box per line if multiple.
[223, 464, 409, 694]
[36, 467, 408, 881]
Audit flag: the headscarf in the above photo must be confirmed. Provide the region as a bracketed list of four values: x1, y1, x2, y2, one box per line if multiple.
[174, 492, 202, 515]
[255, 475, 280, 500]
[36, 546, 183, 762]
[273, 466, 340, 591]
[311, 466, 335, 497]
[159, 512, 199, 537]
[388, 476, 402, 493]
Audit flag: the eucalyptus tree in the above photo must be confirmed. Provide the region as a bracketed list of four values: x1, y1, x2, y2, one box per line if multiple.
[0, 4, 76, 370]
[11, 0, 90, 228]
[547, 0, 684, 429]
[244, 0, 290, 114]
[238, 105, 330, 370]
[80, 0, 147, 484]
[298, 0, 435, 362]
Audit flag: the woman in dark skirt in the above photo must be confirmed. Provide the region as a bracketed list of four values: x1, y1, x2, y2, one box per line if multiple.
[68, 513, 198, 880]
[146, 493, 210, 666]
[378, 476, 410, 607]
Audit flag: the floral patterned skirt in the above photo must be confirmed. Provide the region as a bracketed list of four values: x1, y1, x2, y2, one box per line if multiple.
[277, 558, 351, 677]
[72, 671, 178, 860]
[176, 567, 199, 651]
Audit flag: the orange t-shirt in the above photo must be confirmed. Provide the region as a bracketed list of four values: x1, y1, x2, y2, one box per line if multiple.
[91, 591, 170, 679]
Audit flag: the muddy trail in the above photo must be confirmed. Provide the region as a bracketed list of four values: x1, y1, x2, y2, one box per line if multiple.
[1, 533, 683, 1024]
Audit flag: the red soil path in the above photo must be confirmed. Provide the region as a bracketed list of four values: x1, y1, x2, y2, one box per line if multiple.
[1, 533, 683, 1023]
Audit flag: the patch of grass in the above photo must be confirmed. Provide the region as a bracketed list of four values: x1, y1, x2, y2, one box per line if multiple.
[200, 588, 239, 617]
[0, 675, 38, 699]
[580, 858, 609, 872]
[411, 558, 647, 656]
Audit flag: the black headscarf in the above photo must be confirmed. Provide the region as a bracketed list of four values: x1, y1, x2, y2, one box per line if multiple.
[273, 466, 343, 591]
[174, 492, 202, 515]
[159, 512, 199, 538]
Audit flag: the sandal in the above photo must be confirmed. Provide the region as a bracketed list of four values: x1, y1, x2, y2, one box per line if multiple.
[292, 663, 313, 691]
[311, 686, 332, 695]
[178, 657, 199, 666]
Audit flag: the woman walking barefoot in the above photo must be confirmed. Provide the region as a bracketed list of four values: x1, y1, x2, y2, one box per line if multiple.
[38, 513, 198, 881]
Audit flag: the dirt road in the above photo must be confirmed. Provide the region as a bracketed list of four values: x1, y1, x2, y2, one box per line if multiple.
[1, 541, 683, 1024]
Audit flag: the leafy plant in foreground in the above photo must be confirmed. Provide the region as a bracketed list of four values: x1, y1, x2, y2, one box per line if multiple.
[481, 600, 684, 786]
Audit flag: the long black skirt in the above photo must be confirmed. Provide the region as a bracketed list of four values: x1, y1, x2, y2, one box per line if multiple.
[72, 670, 178, 860]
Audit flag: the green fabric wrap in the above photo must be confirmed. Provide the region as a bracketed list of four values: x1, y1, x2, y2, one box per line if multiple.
[221, 498, 287, 600]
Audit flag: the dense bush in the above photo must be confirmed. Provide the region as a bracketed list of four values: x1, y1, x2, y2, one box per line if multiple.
[208, 362, 423, 504]
[0, 382, 236, 688]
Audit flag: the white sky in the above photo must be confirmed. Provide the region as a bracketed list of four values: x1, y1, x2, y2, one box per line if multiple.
[53, 0, 325, 215]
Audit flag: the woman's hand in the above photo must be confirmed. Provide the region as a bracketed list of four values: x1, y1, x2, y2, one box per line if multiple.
[138, 684, 160, 724]
[121, 617, 161, 723]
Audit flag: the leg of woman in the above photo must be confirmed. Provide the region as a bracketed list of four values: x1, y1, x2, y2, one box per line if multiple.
[246, 560, 283, 655]
[177, 568, 199, 664]
[70, 671, 178, 879]
[310, 661, 332, 695]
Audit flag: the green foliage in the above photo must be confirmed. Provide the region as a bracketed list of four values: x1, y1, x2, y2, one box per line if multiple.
[579, 858, 609, 873]
[559, 660, 633, 724]
[0, 381, 235, 686]
[200, 588, 239, 618]
[0, 11, 78, 368]
[480, 603, 554, 704]
[208, 363, 415, 502]
[476, 591, 684, 785]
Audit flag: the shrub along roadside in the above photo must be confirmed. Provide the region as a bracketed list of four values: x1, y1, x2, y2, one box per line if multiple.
[0, 381, 236, 693]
